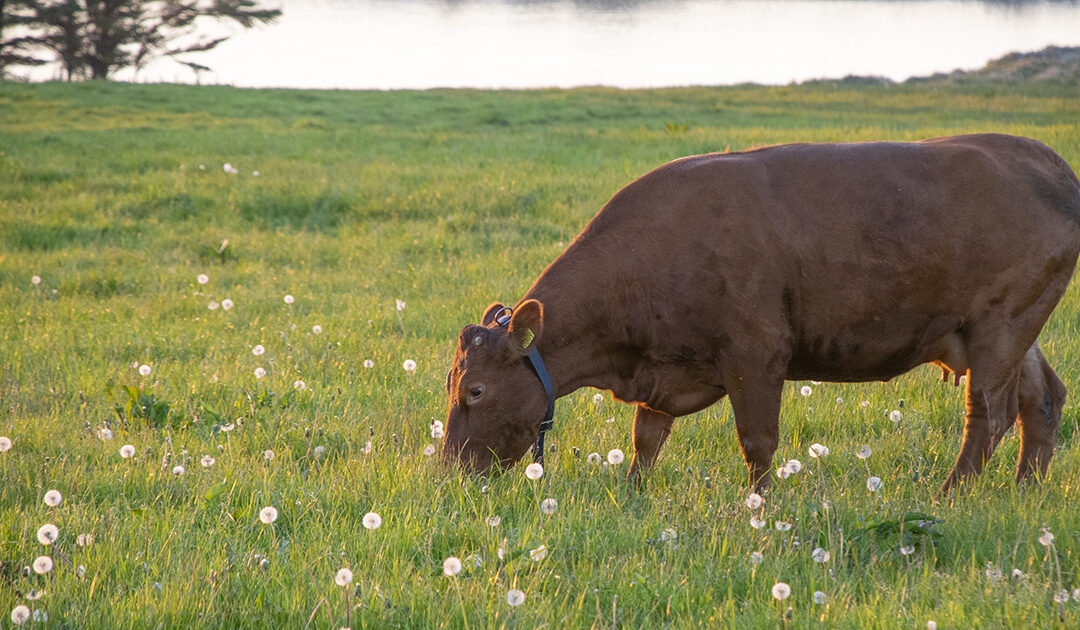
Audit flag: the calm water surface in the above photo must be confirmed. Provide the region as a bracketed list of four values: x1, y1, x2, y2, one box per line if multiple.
[79, 0, 1080, 88]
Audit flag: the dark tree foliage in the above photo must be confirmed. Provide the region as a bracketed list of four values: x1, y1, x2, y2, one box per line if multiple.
[0, 0, 47, 76]
[1, 0, 280, 80]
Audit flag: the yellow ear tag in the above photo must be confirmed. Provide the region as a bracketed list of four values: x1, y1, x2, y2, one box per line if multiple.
[520, 328, 535, 350]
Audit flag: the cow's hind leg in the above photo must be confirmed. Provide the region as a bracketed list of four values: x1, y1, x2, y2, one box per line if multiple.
[726, 370, 783, 492]
[627, 405, 674, 485]
[1015, 343, 1066, 482]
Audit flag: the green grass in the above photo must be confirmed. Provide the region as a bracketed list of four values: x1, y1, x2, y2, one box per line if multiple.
[2, 80, 1080, 628]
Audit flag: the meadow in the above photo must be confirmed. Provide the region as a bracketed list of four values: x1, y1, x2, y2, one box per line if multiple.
[1, 79, 1080, 629]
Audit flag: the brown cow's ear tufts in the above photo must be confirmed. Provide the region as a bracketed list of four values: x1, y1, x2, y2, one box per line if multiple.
[508, 299, 543, 354]
[482, 303, 507, 326]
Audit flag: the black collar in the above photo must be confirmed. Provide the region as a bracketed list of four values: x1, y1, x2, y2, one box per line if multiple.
[494, 307, 556, 464]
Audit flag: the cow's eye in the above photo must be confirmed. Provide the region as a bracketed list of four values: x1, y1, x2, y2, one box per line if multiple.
[468, 385, 485, 400]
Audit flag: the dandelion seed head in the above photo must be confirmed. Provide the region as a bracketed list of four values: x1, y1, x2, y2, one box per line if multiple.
[745, 493, 763, 509]
[201, 455, 215, 467]
[776, 465, 791, 480]
[284, 294, 294, 304]
[422, 444, 436, 456]
[293, 379, 307, 391]
[138, 364, 152, 376]
[43, 490, 62, 507]
[221, 423, 235, 432]
[1039, 529, 1055, 546]
[812, 547, 830, 563]
[867, 476, 882, 492]
[313, 445, 325, 459]
[263, 449, 274, 461]
[335, 568, 354, 586]
[32, 555, 53, 574]
[221, 298, 234, 311]
[1054, 590, 1069, 604]
[540, 498, 558, 514]
[525, 462, 544, 480]
[172, 465, 185, 475]
[1012, 568, 1023, 579]
[31, 275, 42, 285]
[254, 367, 266, 379]
[927, 621, 937, 630]
[259, 506, 278, 524]
[813, 590, 827, 604]
[750, 517, 766, 530]
[889, 410, 902, 422]
[529, 544, 547, 562]
[312, 324, 323, 334]
[363, 359, 374, 368]
[586, 452, 601, 464]
[771, 582, 791, 600]
[395, 299, 406, 311]
[660, 528, 677, 542]
[607, 448, 625, 465]
[197, 274, 209, 285]
[120, 444, 136, 458]
[800, 385, 812, 397]
[857, 444, 872, 459]
[487, 515, 502, 527]
[899, 545, 915, 556]
[784, 459, 802, 474]
[208, 301, 220, 310]
[507, 588, 526, 606]
[97, 428, 113, 441]
[592, 393, 604, 404]
[252, 344, 265, 356]
[77, 533, 94, 547]
[362, 512, 382, 530]
[430, 420, 445, 439]
[443, 556, 462, 576]
[11, 605, 30, 625]
[36, 524, 59, 545]
[808, 443, 829, 458]
[402, 359, 417, 372]
[775, 521, 792, 532]
[750, 551, 764, 565]
[0, 436, 11, 452]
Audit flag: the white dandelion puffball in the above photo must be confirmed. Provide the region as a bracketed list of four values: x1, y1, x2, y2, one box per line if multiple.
[889, 410, 903, 422]
[487, 515, 502, 527]
[335, 567, 354, 586]
[222, 298, 234, 311]
[927, 622, 937, 630]
[661, 528, 677, 542]
[592, 393, 604, 404]
[77, 533, 94, 547]
[813, 590, 827, 604]
[223, 162, 235, 173]
[1012, 568, 1023, 579]
[776, 465, 791, 480]
[363, 359, 375, 368]
[172, 465, 185, 475]
[254, 367, 266, 379]
[43, 489, 62, 507]
[402, 359, 417, 372]
[138, 364, 152, 376]
[120, 444, 136, 458]
[31, 275, 42, 285]
[899, 545, 915, 556]
[220, 423, 235, 432]
[312, 324, 323, 334]
[1039, 529, 1055, 546]
[540, 498, 558, 514]
[252, 344, 265, 356]
[607, 448, 625, 465]
[284, 294, 294, 304]
[867, 476, 882, 492]
[97, 428, 113, 441]
[857, 444, 872, 459]
[313, 445, 325, 459]
[750, 551, 764, 565]
[293, 379, 307, 391]
[784, 459, 802, 474]
[11, 605, 30, 625]
[775, 521, 792, 532]
[0, 436, 12, 451]
[430, 420, 445, 439]
[812, 547, 831, 563]
[37, 524, 59, 545]
[808, 443, 829, 458]
[197, 274, 209, 285]
[749, 517, 766, 530]
[443, 556, 462, 576]
[395, 299, 406, 311]
[771, 582, 791, 600]
[208, 301, 220, 310]
[525, 462, 544, 480]
[362, 512, 382, 530]
[33, 555, 53, 574]
[259, 506, 278, 524]
[745, 493, 763, 509]
[1054, 590, 1069, 603]
[422, 444, 436, 456]
[586, 452, 601, 464]
[529, 544, 548, 562]
[263, 449, 274, 461]
[201, 455, 215, 467]
[800, 385, 812, 397]
[507, 588, 526, 606]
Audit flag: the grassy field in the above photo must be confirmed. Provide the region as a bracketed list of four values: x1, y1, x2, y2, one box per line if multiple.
[2, 79, 1080, 629]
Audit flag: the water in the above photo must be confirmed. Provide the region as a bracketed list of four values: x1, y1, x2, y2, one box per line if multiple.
[42, 0, 1080, 89]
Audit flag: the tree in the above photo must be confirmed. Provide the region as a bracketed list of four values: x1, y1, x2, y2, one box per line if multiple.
[4, 0, 281, 80]
[0, 0, 47, 78]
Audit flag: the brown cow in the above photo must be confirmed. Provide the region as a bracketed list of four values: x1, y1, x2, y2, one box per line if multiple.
[442, 133, 1080, 494]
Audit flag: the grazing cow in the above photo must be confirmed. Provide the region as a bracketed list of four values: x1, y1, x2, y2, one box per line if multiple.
[442, 134, 1080, 494]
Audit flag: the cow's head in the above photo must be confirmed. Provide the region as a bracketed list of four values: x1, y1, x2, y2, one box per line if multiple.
[442, 299, 548, 474]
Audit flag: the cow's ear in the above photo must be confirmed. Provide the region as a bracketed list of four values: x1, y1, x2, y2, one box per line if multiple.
[507, 299, 543, 354]
[481, 303, 506, 326]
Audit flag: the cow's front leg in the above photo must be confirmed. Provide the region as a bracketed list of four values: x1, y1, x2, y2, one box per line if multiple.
[627, 405, 674, 486]
[726, 370, 783, 492]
